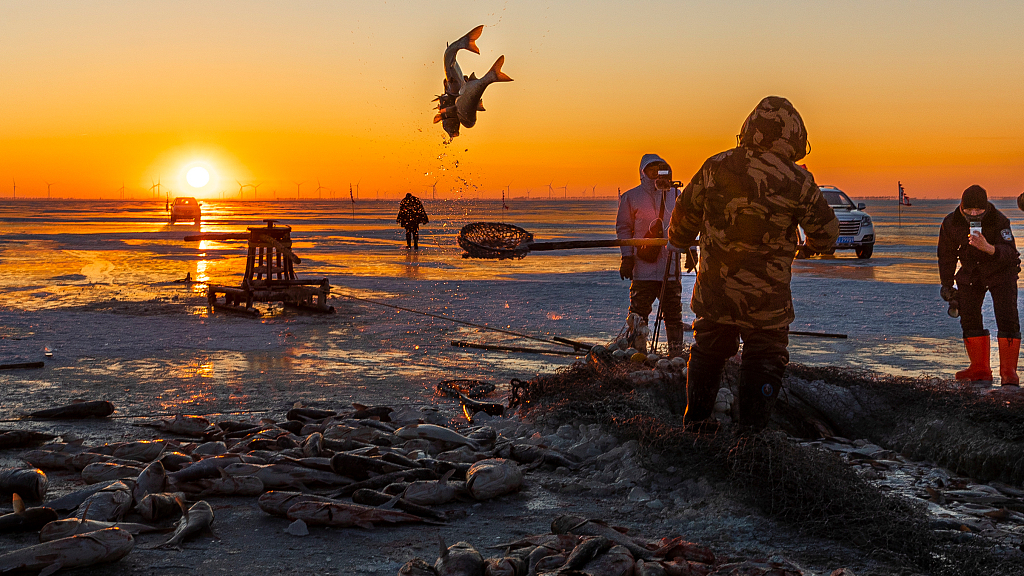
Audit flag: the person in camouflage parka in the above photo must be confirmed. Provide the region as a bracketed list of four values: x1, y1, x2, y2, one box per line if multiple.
[667, 96, 839, 430]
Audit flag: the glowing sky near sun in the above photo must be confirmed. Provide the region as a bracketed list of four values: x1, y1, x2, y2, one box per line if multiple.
[0, 1, 1021, 199]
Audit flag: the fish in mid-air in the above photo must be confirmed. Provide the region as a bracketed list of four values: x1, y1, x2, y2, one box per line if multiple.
[434, 25, 512, 138]
[454, 55, 512, 129]
[443, 25, 482, 97]
[435, 25, 483, 139]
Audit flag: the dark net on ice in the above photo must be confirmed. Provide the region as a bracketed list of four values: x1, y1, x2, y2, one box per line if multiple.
[511, 360, 1024, 576]
[457, 222, 534, 259]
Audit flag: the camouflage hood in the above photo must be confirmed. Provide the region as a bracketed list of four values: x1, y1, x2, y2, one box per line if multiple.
[738, 96, 808, 162]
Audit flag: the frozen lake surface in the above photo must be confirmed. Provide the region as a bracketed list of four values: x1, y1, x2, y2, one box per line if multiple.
[2, 196, 1022, 417]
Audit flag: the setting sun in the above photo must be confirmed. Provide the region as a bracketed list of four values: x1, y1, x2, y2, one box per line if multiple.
[186, 167, 210, 188]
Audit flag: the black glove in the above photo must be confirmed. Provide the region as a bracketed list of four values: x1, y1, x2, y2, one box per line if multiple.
[684, 247, 699, 272]
[619, 256, 635, 280]
[940, 285, 957, 302]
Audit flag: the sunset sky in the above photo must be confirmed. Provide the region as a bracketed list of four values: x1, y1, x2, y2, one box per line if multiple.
[1, 1, 1021, 200]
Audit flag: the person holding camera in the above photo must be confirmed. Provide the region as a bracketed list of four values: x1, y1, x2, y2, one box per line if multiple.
[616, 154, 685, 357]
[938, 185, 1021, 385]
[667, 96, 839, 431]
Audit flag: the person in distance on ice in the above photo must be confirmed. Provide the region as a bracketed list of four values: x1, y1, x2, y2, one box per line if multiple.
[667, 96, 839, 430]
[397, 193, 429, 250]
[938, 185, 1021, 385]
[615, 154, 686, 358]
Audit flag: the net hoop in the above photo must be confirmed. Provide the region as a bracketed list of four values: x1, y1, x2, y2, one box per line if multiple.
[458, 222, 534, 259]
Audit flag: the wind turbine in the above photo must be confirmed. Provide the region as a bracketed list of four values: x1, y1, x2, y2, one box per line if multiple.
[504, 181, 512, 200]
[252, 183, 262, 200]
[315, 179, 324, 199]
[591, 185, 597, 198]
[12, 179, 15, 199]
[236, 180, 248, 199]
[559, 184, 568, 199]
[525, 187, 531, 200]
[431, 179, 438, 200]
[294, 182, 304, 199]
[45, 182, 54, 199]
[547, 181, 554, 199]
[118, 182, 125, 200]
[150, 178, 162, 198]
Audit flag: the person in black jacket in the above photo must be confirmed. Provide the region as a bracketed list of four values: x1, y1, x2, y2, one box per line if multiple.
[938, 185, 1021, 385]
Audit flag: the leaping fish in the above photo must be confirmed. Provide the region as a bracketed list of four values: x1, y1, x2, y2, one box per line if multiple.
[443, 25, 483, 97]
[455, 55, 512, 129]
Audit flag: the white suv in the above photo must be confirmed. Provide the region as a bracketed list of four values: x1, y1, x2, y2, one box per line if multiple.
[797, 185, 875, 259]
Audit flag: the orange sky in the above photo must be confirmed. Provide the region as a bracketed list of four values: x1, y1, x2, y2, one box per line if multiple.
[1, 1, 1021, 200]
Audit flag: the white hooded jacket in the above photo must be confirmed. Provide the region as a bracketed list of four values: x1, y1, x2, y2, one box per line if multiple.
[615, 154, 680, 281]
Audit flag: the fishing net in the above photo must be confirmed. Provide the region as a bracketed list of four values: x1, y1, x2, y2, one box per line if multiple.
[458, 222, 534, 259]
[511, 359, 1024, 576]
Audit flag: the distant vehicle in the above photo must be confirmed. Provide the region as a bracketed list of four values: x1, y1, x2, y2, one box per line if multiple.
[797, 185, 875, 259]
[170, 197, 201, 224]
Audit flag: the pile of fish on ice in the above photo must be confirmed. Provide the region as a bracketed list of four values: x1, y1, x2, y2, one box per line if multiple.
[0, 400, 557, 573]
[398, 514, 815, 576]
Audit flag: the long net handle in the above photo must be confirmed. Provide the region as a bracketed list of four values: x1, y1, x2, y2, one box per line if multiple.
[527, 238, 668, 251]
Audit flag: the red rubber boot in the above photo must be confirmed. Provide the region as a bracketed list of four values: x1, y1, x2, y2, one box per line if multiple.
[998, 337, 1020, 386]
[955, 336, 992, 382]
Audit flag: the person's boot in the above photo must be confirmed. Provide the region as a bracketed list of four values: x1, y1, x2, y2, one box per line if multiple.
[682, 350, 725, 426]
[998, 337, 1020, 386]
[666, 324, 686, 358]
[955, 335, 993, 382]
[736, 365, 784, 432]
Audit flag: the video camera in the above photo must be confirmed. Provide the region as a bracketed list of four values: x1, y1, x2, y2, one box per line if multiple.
[653, 168, 682, 191]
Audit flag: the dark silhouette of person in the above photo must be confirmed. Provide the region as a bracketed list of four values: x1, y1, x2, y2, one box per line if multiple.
[397, 193, 429, 249]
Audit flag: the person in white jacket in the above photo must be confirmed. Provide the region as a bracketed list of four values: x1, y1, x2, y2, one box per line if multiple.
[616, 154, 684, 357]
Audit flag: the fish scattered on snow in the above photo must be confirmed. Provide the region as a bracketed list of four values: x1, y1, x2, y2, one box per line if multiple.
[0, 526, 134, 576]
[156, 500, 216, 549]
[466, 458, 522, 500]
[0, 494, 58, 532]
[42, 481, 115, 513]
[39, 518, 166, 542]
[551, 514, 653, 560]
[112, 440, 168, 462]
[350, 488, 448, 523]
[173, 469, 263, 497]
[77, 481, 132, 521]
[0, 467, 49, 502]
[402, 469, 460, 506]
[257, 491, 341, 518]
[135, 492, 185, 522]
[0, 430, 56, 450]
[285, 499, 425, 529]
[27, 400, 115, 419]
[395, 424, 480, 450]
[397, 558, 438, 576]
[142, 414, 214, 437]
[435, 537, 484, 576]
[80, 462, 143, 484]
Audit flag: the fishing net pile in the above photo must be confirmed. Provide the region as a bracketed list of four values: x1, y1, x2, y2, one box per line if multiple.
[457, 222, 533, 259]
[511, 359, 1024, 576]
[781, 364, 1024, 485]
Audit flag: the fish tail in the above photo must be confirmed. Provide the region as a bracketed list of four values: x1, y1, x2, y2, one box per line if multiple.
[490, 55, 513, 82]
[465, 25, 483, 54]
